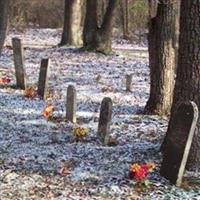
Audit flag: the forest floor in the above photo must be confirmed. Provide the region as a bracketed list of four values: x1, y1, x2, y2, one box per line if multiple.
[0, 29, 200, 200]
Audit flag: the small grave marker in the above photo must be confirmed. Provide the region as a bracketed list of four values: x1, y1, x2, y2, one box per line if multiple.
[97, 97, 112, 145]
[12, 37, 26, 89]
[66, 85, 77, 123]
[37, 59, 50, 99]
[126, 74, 133, 92]
[160, 101, 198, 186]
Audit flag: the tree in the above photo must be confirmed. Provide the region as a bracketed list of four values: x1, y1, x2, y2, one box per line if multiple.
[60, 0, 84, 46]
[144, 0, 180, 115]
[162, 0, 200, 170]
[97, 0, 107, 27]
[120, 0, 130, 39]
[83, 0, 118, 53]
[0, 0, 10, 54]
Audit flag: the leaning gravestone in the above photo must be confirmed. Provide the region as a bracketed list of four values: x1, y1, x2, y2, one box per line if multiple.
[97, 97, 112, 145]
[12, 38, 26, 89]
[160, 101, 198, 186]
[37, 59, 50, 99]
[66, 85, 77, 123]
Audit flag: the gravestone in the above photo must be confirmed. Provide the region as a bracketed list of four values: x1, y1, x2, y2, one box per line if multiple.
[160, 101, 198, 186]
[66, 85, 77, 123]
[12, 38, 26, 89]
[97, 97, 112, 145]
[126, 74, 133, 92]
[37, 59, 50, 99]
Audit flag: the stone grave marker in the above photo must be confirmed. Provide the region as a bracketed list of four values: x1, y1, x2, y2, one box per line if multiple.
[160, 101, 198, 186]
[97, 97, 112, 145]
[126, 74, 133, 92]
[37, 59, 50, 99]
[66, 85, 77, 123]
[12, 37, 26, 89]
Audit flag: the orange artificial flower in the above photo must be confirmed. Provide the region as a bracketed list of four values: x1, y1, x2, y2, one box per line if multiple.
[146, 162, 156, 172]
[130, 163, 141, 173]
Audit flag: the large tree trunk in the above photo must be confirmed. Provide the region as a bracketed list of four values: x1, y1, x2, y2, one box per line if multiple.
[83, 0, 118, 53]
[120, 0, 129, 39]
[162, 0, 200, 170]
[60, 0, 84, 46]
[0, 0, 10, 54]
[144, 0, 180, 115]
[83, 0, 98, 50]
[96, 0, 118, 53]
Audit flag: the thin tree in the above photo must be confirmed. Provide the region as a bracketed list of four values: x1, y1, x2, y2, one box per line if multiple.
[60, 0, 84, 46]
[162, 0, 200, 170]
[144, 0, 180, 115]
[83, 0, 118, 53]
[0, 0, 10, 54]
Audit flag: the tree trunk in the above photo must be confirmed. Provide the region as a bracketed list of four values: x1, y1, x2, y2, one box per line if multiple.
[83, 0, 118, 53]
[60, 0, 84, 46]
[97, 0, 107, 27]
[0, 0, 10, 54]
[144, 0, 180, 115]
[120, 0, 129, 39]
[83, 0, 98, 50]
[96, 0, 118, 53]
[162, 0, 200, 170]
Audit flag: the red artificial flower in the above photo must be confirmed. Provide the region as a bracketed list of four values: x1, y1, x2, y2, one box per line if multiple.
[134, 167, 147, 180]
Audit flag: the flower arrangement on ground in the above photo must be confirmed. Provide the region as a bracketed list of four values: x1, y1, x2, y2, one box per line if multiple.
[0, 76, 11, 84]
[43, 104, 55, 119]
[129, 162, 156, 189]
[24, 86, 37, 99]
[73, 127, 88, 141]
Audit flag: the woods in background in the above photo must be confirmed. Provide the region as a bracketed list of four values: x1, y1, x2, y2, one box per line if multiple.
[0, 0, 10, 53]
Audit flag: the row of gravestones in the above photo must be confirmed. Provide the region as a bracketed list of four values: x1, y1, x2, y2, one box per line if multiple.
[12, 37, 113, 145]
[13, 37, 134, 93]
[12, 38, 199, 187]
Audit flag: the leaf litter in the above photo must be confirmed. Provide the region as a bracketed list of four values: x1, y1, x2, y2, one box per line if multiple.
[0, 29, 199, 200]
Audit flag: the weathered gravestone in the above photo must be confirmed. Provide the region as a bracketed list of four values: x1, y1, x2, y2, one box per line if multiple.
[66, 85, 77, 123]
[160, 101, 198, 186]
[12, 38, 26, 89]
[126, 74, 133, 92]
[37, 59, 50, 99]
[97, 97, 112, 145]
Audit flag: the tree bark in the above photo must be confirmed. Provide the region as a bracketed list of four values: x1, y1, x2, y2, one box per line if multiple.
[0, 0, 10, 54]
[162, 0, 200, 170]
[97, 0, 107, 27]
[120, 0, 129, 39]
[83, 0, 98, 50]
[83, 0, 118, 53]
[144, 0, 180, 115]
[96, 0, 118, 53]
[60, 0, 84, 46]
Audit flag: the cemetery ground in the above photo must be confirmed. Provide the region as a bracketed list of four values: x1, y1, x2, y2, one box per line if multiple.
[0, 29, 200, 200]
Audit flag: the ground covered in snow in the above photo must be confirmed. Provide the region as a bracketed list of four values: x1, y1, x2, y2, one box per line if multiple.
[0, 29, 200, 200]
